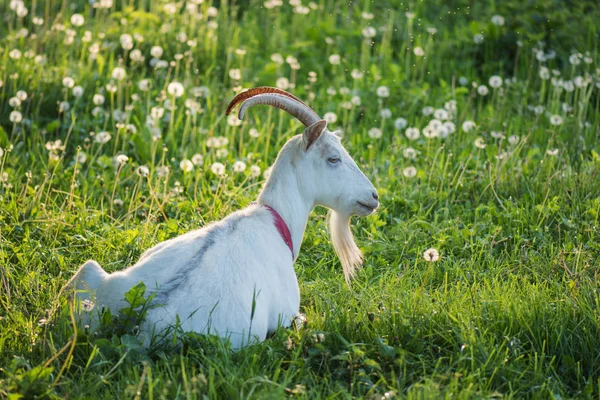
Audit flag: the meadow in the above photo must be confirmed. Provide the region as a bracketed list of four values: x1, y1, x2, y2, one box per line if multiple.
[1, 0, 600, 398]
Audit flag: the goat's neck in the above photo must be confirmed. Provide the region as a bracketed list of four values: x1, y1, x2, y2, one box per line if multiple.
[257, 163, 313, 262]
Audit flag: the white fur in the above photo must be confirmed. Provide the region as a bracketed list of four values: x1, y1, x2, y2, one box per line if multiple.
[66, 125, 378, 348]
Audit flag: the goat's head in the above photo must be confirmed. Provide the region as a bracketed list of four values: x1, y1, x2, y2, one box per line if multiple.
[226, 87, 379, 283]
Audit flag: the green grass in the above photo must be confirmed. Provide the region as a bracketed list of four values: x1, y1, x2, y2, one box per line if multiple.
[1, 0, 600, 398]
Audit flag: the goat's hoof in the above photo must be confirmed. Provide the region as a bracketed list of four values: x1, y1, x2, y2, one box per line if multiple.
[292, 313, 307, 331]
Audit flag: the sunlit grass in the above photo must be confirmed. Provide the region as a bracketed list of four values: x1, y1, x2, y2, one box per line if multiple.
[1, 0, 599, 398]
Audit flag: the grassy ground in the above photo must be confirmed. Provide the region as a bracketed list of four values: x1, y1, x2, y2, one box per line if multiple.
[1, 0, 600, 398]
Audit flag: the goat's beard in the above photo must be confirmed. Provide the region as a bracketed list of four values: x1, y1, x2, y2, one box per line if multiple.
[329, 211, 363, 285]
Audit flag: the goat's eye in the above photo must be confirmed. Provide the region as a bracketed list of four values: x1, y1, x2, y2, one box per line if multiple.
[328, 157, 340, 164]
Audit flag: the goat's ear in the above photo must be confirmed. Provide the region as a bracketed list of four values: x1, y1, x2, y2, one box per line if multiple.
[302, 119, 327, 151]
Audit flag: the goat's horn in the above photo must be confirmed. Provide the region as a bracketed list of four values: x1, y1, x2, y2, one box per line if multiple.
[225, 87, 320, 127]
[225, 86, 309, 115]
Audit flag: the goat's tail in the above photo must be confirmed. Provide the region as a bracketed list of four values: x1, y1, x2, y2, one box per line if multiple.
[63, 260, 108, 301]
[329, 211, 363, 286]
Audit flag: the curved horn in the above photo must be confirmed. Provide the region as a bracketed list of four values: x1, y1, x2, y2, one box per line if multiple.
[225, 87, 321, 127]
[236, 94, 321, 127]
[225, 86, 309, 115]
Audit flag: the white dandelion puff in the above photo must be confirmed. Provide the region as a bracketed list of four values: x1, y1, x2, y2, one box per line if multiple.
[403, 166, 417, 178]
[462, 120, 476, 132]
[423, 248, 440, 262]
[405, 127, 420, 140]
[232, 161, 247, 173]
[250, 165, 261, 178]
[489, 75, 503, 88]
[136, 165, 150, 177]
[368, 127, 382, 139]
[9, 111, 22, 123]
[549, 115, 563, 126]
[111, 67, 126, 81]
[211, 162, 226, 176]
[474, 137, 486, 149]
[167, 82, 185, 98]
[191, 154, 204, 165]
[179, 159, 194, 172]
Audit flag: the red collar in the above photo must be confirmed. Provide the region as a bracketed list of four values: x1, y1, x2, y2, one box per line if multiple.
[257, 203, 294, 258]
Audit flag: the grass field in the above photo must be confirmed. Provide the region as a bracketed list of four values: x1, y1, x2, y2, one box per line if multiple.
[1, 0, 600, 398]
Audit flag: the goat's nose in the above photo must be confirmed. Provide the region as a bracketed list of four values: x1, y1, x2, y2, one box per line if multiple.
[372, 191, 379, 201]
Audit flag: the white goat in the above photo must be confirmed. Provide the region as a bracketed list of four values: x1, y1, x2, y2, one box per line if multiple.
[67, 87, 379, 348]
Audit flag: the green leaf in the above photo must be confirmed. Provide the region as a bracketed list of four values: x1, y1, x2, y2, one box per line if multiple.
[124, 281, 147, 308]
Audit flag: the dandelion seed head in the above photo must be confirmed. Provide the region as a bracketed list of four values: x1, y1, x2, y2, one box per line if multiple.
[403, 166, 417, 178]
[111, 67, 126, 81]
[443, 121, 456, 134]
[477, 85, 489, 96]
[403, 147, 417, 159]
[323, 112, 337, 123]
[422, 125, 437, 138]
[136, 165, 150, 177]
[229, 68, 241, 80]
[9, 49, 22, 60]
[422, 106, 434, 116]
[394, 117, 407, 130]
[569, 54, 580, 66]
[413, 47, 425, 57]
[71, 13, 85, 26]
[9, 97, 21, 108]
[9, 111, 22, 123]
[362, 26, 376, 39]
[533, 105, 545, 115]
[250, 165, 261, 178]
[491, 15, 504, 26]
[95, 131, 111, 144]
[462, 120, 476, 132]
[405, 127, 420, 140]
[16, 90, 27, 101]
[368, 127, 382, 139]
[72, 86, 84, 97]
[270, 53, 284, 64]
[351, 69, 364, 80]
[434, 108, 448, 120]
[211, 162, 225, 176]
[81, 299, 95, 312]
[549, 115, 563, 126]
[380, 108, 392, 119]
[275, 77, 289, 90]
[114, 154, 129, 165]
[489, 75, 503, 88]
[474, 137, 486, 149]
[62, 77, 75, 88]
[227, 113, 242, 126]
[423, 248, 440, 262]
[167, 82, 185, 97]
[59, 101, 70, 112]
[233, 161, 247, 173]
[376, 86, 389, 98]
[180, 159, 194, 172]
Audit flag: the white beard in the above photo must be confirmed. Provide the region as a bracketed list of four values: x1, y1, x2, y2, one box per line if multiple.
[329, 210, 363, 284]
